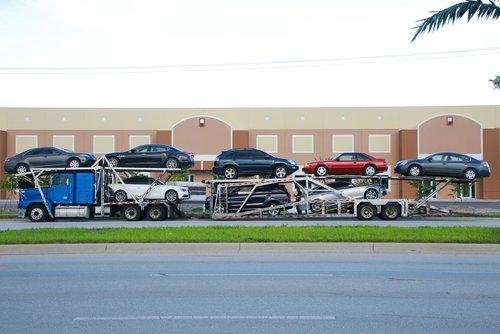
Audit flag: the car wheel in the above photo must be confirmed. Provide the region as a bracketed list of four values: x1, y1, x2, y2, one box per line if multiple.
[213, 204, 225, 214]
[223, 166, 238, 179]
[165, 189, 179, 203]
[363, 165, 377, 176]
[364, 188, 379, 199]
[381, 203, 400, 220]
[114, 190, 128, 202]
[310, 201, 323, 213]
[357, 203, 375, 220]
[408, 165, 422, 177]
[265, 201, 282, 216]
[108, 157, 119, 168]
[27, 204, 48, 222]
[15, 163, 29, 174]
[165, 158, 179, 169]
[147, 204, 167, 221]
[273, 165, 288, 178]
[122, 204, 142, 221]
[463, 168, 477, 181]
[314, 166, 328, 177]
[67, 158, 81, 168]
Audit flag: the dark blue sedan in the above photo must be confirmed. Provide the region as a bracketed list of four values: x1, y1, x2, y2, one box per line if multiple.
[105, 144, 194, 169]
[394, 152, 490, 180]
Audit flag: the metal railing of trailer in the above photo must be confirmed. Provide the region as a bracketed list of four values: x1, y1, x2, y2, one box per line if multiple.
[203, 174, 473, 220]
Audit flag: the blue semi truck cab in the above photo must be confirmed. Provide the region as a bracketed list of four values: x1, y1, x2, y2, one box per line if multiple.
[19, 171, 96, 221]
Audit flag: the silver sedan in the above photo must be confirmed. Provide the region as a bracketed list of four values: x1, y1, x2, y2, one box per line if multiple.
[297, 181, 387, 213]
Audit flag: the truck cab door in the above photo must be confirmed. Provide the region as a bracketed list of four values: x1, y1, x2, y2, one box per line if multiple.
[48, 174, 72, 204]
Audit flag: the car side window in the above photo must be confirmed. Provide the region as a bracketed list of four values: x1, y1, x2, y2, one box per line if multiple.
[429, 154, 446, 162]
[356, 154, 369, 161]
[24, 149, 41, 156]
[134, 146, 149, 153]
[236, 186, 252, 195]
[447, 154, 470, 162]
[337, 154, 356, 161]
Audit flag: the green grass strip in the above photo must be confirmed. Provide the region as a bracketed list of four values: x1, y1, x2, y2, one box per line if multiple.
[0, 226, 498, 244]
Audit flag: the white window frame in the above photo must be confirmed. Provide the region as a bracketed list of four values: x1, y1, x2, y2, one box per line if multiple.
[129, 135, 151, 149]
[256, 135, 278, 154]
[332, 134, 354, 153]
[93, 135, 115, 154]
[369, 134, 391, 153]
[292, 135, 314, 154]
[15, 135, 38, 153]
[52, 135, 75, 151]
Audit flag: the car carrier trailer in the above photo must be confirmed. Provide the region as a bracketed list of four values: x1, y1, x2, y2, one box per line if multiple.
[15, 156, 184, 222]
[204, 174, 470, 220]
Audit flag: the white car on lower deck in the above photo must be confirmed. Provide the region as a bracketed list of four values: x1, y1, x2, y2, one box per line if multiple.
[107, 176, 190, 203]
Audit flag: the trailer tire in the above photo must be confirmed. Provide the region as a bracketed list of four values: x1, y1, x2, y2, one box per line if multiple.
[147, 204, 167, 221]
[114, 190, 128, 202]
[357, 202, 375, 220]
[122, 204, 142, 221]
[381, 203, 400, 220]
[27, 204, 48, 222]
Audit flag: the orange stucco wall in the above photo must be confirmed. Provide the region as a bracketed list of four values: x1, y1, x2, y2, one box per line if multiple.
[418, 115, 482, 156]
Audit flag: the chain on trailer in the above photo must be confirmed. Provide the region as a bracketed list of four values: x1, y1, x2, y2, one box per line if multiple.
[204, 174, 473, 220]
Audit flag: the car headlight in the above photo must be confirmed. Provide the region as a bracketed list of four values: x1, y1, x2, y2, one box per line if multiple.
[397, 160, 408, 166]
[287, 159, 297, 165]
[178, 155, 188, 161]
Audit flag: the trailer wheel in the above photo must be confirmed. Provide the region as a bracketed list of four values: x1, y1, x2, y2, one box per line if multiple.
[27, 204, 48, 222]
[122, 204, 142, 221]
[381, 203, 400, 220]
[357, 203, 375, 220]
[147, 205, 167, 221]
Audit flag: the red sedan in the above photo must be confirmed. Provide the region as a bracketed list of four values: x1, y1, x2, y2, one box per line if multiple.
[302, 152, 388, 176]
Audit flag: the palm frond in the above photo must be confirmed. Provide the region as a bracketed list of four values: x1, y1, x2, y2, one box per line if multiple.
[412, 0, 500, 41]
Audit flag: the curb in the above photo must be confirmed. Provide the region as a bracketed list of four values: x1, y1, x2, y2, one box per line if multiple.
[0, 242, 499, 255]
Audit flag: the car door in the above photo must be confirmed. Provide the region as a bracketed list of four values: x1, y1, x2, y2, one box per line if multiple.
[123, 145, 150, 166]
[445, 153, 468, 177]
[45, 148, 67, 167]
[148, 145, 169, 167]
[250, 149, 274, 174]
[227, 186, 252, 211]
[234, 151, 253, 174]
[355, 153, 370, 174]
[332, 153, 358, 174]
[24, 148, 51, 167]
[424, 154, 448, 176]
[48, 174, 72, 204]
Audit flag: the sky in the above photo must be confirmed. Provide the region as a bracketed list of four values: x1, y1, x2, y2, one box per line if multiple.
[0, 0, 498, 107]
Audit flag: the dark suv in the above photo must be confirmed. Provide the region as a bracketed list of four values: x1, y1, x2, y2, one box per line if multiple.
[212, 148, 299, 179]
[205, 184, 291, 216]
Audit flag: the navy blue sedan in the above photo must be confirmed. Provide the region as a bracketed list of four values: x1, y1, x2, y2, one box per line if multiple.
[105, 144, 194, 169]
[394, 152, 490, 180]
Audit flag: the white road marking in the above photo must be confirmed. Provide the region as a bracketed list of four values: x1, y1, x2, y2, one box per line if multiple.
[150, 273, 334, 277]
[74, 315, 336, 321]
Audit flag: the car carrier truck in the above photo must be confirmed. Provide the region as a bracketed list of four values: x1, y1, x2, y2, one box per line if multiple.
[17, 158, 184, 222]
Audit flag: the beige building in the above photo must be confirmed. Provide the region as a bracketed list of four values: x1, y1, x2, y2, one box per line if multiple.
[0, 106, 499, 200]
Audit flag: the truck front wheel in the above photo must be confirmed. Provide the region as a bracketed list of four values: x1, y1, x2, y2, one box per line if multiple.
[27, 204, 48, 222]
[122, 204, 142, 221]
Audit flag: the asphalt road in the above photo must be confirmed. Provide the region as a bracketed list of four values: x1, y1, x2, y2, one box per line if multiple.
[0, 253, 499, 333]
[0, 217, 499, 230]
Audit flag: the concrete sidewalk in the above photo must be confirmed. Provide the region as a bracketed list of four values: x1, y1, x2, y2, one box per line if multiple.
[0, 242, 499, 255]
